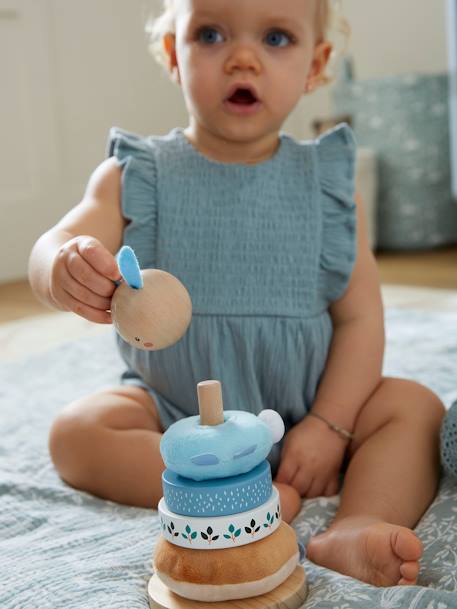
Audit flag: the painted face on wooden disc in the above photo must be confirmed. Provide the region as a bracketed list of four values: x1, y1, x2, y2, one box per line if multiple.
[111, 269, 192, 350]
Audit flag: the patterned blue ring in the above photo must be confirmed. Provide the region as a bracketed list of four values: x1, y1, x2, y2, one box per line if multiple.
[162, 460, 272, 517]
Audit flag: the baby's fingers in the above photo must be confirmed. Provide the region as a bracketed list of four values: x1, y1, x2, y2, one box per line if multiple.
[290, 467, 314, 498]
[77, 237, 121, 282]
[60, 273, 112, 312]
[304, 477, 327, 499]
[66, 248, 117, 298]
[275, 458, 298, 486]
[323, 477, 340, 497]
[61, 289, 112, 324]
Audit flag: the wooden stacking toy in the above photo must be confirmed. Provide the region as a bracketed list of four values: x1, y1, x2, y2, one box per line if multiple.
[148, 380, 308, 608]
[109, 248, 307, 607]
[111, 246, 192, 350]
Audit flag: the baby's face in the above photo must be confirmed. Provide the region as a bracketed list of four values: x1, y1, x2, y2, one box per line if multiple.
[167, 0, 329, 145]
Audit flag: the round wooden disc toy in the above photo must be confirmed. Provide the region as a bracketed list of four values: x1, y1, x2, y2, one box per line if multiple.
[147, 565, 307, 609]
[111, 247, 192, 350]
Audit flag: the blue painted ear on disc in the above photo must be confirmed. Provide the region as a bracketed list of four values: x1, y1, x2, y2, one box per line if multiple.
[117, 246, 143, 289]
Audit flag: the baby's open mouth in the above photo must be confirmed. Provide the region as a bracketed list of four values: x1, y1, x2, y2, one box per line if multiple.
[227, 88, 258, 105]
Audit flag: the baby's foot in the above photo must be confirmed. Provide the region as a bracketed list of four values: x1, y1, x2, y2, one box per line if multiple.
[273, 482, 302, 524]
[306, 516, 423, 586]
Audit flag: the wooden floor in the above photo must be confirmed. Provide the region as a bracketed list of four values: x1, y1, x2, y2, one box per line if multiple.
[376, 246, 457, 290]
[0, 246, 456, 324]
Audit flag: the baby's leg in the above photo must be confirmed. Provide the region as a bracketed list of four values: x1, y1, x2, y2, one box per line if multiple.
[49, 386, 301, 521]
[49, 386, 165, 508]
[273, 482, 301, 524]
[307, 378, 445, 586]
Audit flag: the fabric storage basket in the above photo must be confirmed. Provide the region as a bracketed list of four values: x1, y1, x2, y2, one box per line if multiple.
[332, 59, 457, 250]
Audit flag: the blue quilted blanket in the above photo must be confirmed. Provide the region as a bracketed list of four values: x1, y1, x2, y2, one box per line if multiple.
[1, 308, 457, 608]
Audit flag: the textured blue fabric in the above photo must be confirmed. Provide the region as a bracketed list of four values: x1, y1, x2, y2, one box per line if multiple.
[441, 400, 457, 478]
[107, 124, 357, 444]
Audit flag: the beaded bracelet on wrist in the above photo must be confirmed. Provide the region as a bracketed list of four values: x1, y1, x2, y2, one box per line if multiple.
[308, 411, 355, 441]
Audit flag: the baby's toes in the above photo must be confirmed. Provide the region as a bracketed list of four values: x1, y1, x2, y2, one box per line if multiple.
[399, 560, 420, 584]
[399, 577, 418, 585]
[392, 527, 423, 562]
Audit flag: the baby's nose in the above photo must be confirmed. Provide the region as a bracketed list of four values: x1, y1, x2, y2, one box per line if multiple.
[224, 44, 261, 75]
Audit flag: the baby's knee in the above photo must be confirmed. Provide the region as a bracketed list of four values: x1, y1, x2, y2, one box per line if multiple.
[273, 482, 302, 524]
[389, 378, 445, 427]
[410, 382, 445, 426]
[49, 407, 95, 489]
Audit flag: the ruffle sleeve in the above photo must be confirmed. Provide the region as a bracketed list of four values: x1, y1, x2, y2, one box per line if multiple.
[107, 127, 158, 270]
[316, 123, 357, 306]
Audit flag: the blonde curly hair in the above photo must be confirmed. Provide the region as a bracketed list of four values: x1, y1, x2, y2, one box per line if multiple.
[146, 0, 350, 89]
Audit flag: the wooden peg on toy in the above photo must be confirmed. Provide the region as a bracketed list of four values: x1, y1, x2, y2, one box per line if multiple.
[197, 380, 224, 426]
[111, 246, 192, 350]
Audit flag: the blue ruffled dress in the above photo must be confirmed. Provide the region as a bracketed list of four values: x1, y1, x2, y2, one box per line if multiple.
[108, 123, 357, 471]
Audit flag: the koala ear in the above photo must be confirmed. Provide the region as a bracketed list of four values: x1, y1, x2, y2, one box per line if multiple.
[258, 410, 285, 444]
[117, 246, 144, 289]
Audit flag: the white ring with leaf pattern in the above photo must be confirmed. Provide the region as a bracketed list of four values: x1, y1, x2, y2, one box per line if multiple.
[158, 486, 281, 550]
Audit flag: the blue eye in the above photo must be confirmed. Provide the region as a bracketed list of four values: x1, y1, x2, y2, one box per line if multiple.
[232, 444, 257, 460]
[265, 30, 292, 48]
[191, 453, 220, 466]
[197, 26, 224, 45]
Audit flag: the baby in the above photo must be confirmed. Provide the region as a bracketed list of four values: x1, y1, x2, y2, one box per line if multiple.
[29, 0, 445, 588]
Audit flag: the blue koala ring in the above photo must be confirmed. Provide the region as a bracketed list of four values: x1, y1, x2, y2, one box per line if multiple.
[160, 409, 284, 481]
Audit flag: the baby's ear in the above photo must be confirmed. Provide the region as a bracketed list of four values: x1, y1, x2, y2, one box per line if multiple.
[305, 40, 333, 92]
[163, 33, 181, 84]
[117, 246, 143, 289]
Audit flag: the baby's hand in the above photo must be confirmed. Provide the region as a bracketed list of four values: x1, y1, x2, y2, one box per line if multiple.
[274, 415, 348, 498]
[50, 236, 121, 323]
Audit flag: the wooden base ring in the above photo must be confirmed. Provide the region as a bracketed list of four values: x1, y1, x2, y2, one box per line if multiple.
[148, 565, 307, 609]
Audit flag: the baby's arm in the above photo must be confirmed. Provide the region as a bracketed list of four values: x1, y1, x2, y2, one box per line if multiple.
[275, 194, 384, 497]
[311, 192, 384, 434]
[28, 158, 125, 323]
